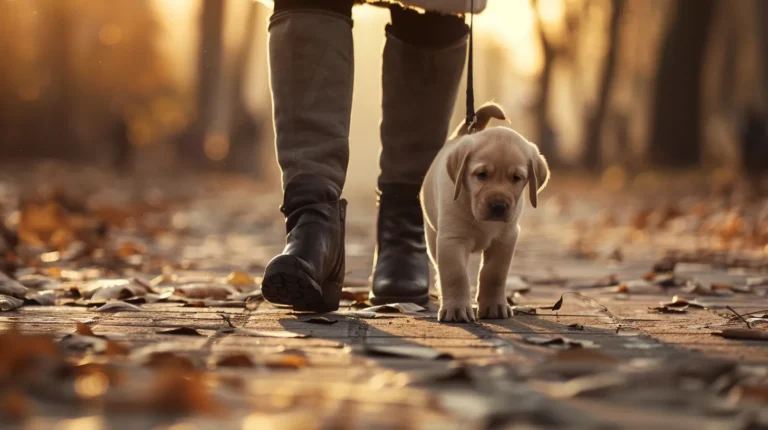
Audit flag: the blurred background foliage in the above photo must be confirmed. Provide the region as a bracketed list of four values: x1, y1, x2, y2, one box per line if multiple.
[0, 0, 766, 193]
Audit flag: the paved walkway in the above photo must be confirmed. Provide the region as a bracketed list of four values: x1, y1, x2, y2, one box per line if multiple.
[0, 172, 767, 429]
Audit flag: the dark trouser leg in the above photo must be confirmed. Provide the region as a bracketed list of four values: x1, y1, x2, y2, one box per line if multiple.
[370, 6, 468, 305]
[261, 0, 354, 312]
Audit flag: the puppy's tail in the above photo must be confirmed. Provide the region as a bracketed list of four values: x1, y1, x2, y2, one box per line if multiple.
[453, 102, 508, 137]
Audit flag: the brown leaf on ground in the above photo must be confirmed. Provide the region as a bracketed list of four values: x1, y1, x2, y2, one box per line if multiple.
[728, 384, 768, 404]
[340, 289, 369, 302]
[23, 291, 55, 306]
[512, 306, 537, 315]
[157, 327, 202, 336]
[265, 353, 308, 369]
[0, 272, 29, 299]
[147, 370, 220, 415]
[175, 283, 236, 299]
[361, 303, 425, 314]
[93, 301, 142, 313]
[0, 390, 30, 422]
[523, 336, 598, 349]
[144, 352, 197, 371]
[567, 323, 585, 331]
[0, 295, 24, 311]
[659, 295, 706, 309]
[0, 331, 60, 380]
[684, 280, 732, 297]
[356, 344, 452, 360]
[301, 317, 338, 325]
[76, 322, 95, 336]
[649, 306, 688, 314]
[226, 271, 254, 288]
[215, 353, 254, 368]
[231, 328, 307, 338]
[615, 280, 658, 294]
[713, 328, 768, 341]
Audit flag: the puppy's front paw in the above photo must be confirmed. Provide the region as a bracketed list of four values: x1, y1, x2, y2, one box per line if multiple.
[477, 300, 512, 319]
[438, 302, 476, 323]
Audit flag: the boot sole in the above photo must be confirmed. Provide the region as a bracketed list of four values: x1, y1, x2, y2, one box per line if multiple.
[262, 262, 340, 313]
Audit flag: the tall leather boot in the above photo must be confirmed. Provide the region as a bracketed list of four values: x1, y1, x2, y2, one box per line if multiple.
[370, 18, 468, 305]
[261, 9, 354, 312]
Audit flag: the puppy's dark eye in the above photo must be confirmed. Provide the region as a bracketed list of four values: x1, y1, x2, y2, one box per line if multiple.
[511, 174, 524, 183]
[476, 171, 488, 180]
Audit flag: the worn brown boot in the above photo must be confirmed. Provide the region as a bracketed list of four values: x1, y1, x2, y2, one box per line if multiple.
[261, 8, 354, 312]
[370, 21, 468, 305]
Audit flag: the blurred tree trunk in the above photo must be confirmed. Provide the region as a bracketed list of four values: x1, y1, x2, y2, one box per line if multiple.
[582, 0, 625, 170]
[739, 0, 768, 184]
[177, 0, 225, 168]
[649, 0, 715, 167]
[41, 0, 77, 160]
[224, 1, 262, 174]
[531, 0, 558, 166]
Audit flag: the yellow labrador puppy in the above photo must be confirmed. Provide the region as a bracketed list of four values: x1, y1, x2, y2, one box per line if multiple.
[420, 103, 549, 323]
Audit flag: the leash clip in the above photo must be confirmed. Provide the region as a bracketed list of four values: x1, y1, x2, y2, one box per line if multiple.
[467, 115, 477, 134]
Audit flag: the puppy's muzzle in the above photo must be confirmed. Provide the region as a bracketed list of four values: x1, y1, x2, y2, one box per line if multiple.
[486, 200, 510, 221]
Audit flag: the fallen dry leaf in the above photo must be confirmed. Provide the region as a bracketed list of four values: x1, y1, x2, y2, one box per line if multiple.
[226, 271, 254, 288]
[24, 291, 55, 306]
[230, 328, 307, 338]
[523, 336, 598, 349]
[76, 322, 95, 336]
[144, 352, 197, 371]
[215, 353, 254, 368]
[659, 295, 707, 309]
[147, 370, 220, 415]
[747, 276, 768, 288]
[567, 323, 585, 331]
[175, 284, 236, 300]
[361, 303, 425, 314]
[0, 272, 29, 299]
[0, 294, 24, 311]
[336, 311, 383, 319]
[614, 280, 658, 294]
[301, 317, 338, 325]
[683, 280, 732, 297]
[340, 289, 369, 302]
[512, 306, 537, 315]
[157, 327, 202, 336]
[713, 328, 768, 341]
[93, 301, 141, 313]
[355, 344, 452, 360]
[264, 353, 308, 369]
[649, 306, 688, 314]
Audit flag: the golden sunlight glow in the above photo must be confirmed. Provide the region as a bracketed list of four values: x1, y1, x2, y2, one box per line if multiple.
[475, 1, 540, 76]
[98, 24, 123, 46]
[204, 133, 230, 161]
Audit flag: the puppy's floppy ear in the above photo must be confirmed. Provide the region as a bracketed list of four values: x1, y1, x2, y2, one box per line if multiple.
[527, 144, 550, 209]
[447, 138, 473, 201]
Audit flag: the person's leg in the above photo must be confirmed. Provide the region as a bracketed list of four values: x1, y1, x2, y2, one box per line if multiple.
[370, 5, 468, 305]
[261, 0, 354, 312]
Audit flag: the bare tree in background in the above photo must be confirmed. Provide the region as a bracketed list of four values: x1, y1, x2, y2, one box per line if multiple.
[224, 1, 263, 174]
[530, 0, 559, 166]
[41, 0, 77, 160]
[581, 0, 625, 170]
[649, 0, 715, 167]
[177, 0, 226, 168]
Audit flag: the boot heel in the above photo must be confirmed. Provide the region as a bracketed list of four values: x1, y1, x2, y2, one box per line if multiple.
[262, 259, 328, 312]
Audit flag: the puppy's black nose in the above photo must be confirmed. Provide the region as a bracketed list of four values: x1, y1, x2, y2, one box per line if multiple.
[488, 201, 509, 219]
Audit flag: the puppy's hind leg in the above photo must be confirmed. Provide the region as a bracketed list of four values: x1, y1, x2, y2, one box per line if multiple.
[477, 233, 518, 319]
[436, 236, 474, 323]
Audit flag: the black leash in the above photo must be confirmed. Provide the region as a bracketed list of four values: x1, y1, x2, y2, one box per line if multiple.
[465, 0, 476, 133]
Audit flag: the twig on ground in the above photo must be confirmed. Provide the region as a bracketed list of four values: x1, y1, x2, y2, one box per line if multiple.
[218, 313, 235, 328]
[539, 292, 609, 313]
[726, 306, 751, 329]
